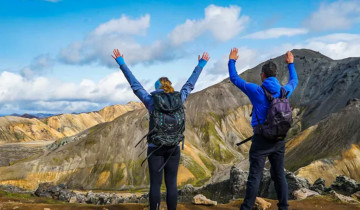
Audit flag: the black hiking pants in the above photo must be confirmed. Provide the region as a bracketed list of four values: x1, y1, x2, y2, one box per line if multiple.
[240, 135, 289, 210]
[148, 145, 180, 210]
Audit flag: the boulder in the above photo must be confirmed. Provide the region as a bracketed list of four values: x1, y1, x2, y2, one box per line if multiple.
[86, 191, 96, 204]
[258, 170, 272, 198]
[331, 176, 358, 196]
[229, 165, 248, 195]
[0, 185, 32, 194]
[253, 197, 271, 210]
[331, 191, 360, 204]
[69, 196, 77, 203]
[76, 193, 87, 203]
[351, 191, 360, 201]
[34, 183, 53, 198]
[293, 188, 319, 200]
[192, 194, 217, 206]
[286, 171, 311, 192]
[310, 178, 326, 194]
[264, 170, 311, 199]
[180, 184, 195, 195]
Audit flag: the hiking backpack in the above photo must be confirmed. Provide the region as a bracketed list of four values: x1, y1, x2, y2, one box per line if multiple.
[147, 91, 185, 147]
[254, 85, 293, 141]
[135, 91, 185, 171]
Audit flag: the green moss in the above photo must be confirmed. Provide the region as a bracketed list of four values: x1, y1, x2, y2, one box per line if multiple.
[209, 112, 223, 126]
[84, 138, 97, 147]
[0, 190, 31, 199]
[127, 159, 146, 186]
[52, 157, 61, 164]
[110, 167, 125, 186]
[201, 121, 235, 163]
[182, 156, 209, 186]
[14, 131, 25, 140]
[198, 154, 216, 174]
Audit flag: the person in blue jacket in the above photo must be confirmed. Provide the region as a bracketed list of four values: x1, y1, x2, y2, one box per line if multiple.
[112, 49, 210, 210]
[228, 48, 298, 210]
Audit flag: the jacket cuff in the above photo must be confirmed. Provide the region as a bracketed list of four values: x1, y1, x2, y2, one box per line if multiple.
[198, 58, 207, 68]
[116, 57, 125, 66]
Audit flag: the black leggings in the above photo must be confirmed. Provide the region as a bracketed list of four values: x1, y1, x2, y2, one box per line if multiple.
[147, 146, 180, 210]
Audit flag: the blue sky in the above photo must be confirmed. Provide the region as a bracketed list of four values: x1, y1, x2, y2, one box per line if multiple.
[0, 0, 360, 114]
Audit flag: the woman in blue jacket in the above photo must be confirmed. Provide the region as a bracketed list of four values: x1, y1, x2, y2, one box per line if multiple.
[112, 49, 210, 210]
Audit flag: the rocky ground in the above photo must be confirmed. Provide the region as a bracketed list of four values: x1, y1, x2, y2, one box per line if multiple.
[0, 165, 360, 209]
[1, 192, 359, 210]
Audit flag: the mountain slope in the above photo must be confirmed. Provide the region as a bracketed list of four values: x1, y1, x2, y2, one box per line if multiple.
[285, 99, 360, 185]
[0, 102, 143, 143]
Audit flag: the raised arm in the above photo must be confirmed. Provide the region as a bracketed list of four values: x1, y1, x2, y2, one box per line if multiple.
[228, 48, 259, 96]
[282, 51, 298, 97]
[111, 49, 152, 108]
[180, 52, 210, 102]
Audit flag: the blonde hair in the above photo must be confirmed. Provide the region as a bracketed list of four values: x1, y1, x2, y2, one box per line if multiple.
[159, 77, 174, 93]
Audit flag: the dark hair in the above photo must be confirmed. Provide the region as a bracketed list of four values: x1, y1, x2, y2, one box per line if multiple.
[159, 77, 174, 93]
[262, 61, 277, 78]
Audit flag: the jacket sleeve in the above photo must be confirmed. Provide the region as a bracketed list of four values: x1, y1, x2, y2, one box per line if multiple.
[228, 59, 259, 97]
[119, 64, 153, 109]
[282, 63, 298, 97]
[180, 64, 205, 103]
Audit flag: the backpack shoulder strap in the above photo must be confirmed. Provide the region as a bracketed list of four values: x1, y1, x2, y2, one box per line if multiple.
[261, 85, 274, 102]
[280, 87, 290, 99]
[152, 91, 183, 112]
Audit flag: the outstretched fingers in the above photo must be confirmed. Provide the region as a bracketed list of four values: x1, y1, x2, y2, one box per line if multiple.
[202, 52, 210, 61]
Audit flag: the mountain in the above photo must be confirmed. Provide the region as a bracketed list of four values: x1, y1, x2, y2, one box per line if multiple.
[9, 113, 56, 119]
[0, 102, 144, 143]
[286, 99, 360, 185]
[42, 102, 144, 137]
[0, 49, 359, 191]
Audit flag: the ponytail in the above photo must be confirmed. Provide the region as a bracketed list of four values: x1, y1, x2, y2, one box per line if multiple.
[159, 77, 174, 93]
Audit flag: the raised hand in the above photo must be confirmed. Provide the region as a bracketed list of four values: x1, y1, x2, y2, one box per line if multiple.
[111, 49, 123, 59]
[229, 48, 239, 60]
[198, 52, 210, 61]
[285, 51, 294, 64]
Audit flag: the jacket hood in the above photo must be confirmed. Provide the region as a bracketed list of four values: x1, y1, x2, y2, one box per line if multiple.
[262, 77, 281, 94]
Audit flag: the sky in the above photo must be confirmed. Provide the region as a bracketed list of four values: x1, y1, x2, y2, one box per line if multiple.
[0, 0, 360, 115]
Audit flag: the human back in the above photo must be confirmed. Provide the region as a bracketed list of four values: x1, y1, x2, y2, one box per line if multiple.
[148, 82, 186, 148]
[111, 49, 210, 210]
[228, 48, 298, 210]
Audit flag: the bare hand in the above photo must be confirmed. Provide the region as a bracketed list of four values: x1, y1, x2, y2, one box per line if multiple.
[198, 52, 210, 61]
[229, 48, 239, 60]
[111, 49, 123, 59]
[285, 51, 294, 64]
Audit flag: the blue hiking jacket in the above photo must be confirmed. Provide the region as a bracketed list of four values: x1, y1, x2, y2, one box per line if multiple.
[228, 59, 298, 128]
[118, 61, 206, 147]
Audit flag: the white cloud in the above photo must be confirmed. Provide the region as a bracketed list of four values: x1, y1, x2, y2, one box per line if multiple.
[207, 47, 259, 75]
[59, 14, 180, 67]
[182, 47, 260, 92]
[21, 54, 54, 78]
[0, 70, 150, 114]
[304, 33, 360, 59]
[242, 28, 308, 39]
[168, 5, 249, 45]
[92, 14, 150, 36]
[60, 5, 250, 67]
[304, 0, 360, 31]
[269, 33, 360, 60]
